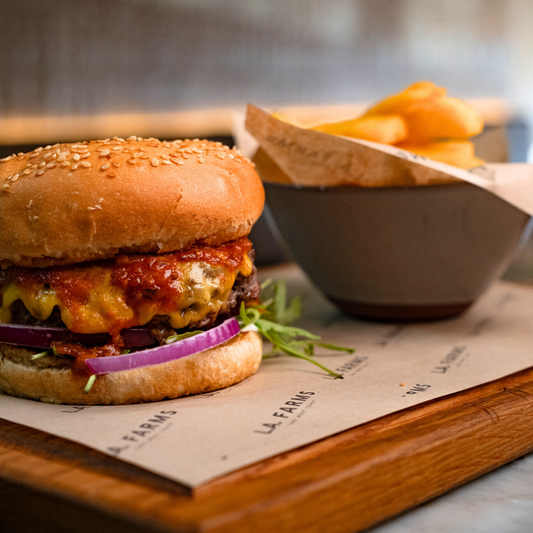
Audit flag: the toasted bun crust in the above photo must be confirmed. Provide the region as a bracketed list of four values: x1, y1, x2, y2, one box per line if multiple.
[0, 331, 262, 405]
[0, 138, 264, 268]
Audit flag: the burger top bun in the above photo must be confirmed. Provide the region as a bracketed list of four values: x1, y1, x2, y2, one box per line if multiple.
[0, 138, 264, 268]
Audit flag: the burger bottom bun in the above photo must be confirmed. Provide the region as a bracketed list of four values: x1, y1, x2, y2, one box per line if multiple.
[0, 332, 262, 405]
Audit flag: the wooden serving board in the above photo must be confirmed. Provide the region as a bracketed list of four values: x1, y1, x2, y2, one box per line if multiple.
[2, 366, 533, 533]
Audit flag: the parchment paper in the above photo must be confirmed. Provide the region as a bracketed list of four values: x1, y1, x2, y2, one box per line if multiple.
[2, 267, 533, 488]
[243, 105, 533, 217]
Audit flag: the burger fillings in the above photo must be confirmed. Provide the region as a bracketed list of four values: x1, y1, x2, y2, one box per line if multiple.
[0, 138, 265, 405]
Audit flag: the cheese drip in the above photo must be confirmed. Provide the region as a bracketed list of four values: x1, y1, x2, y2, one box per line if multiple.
[0, 253, 253, 334]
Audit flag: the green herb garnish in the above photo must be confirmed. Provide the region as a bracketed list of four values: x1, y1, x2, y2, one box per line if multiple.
[165, 330, 203, 344]
[84, 374, 97, 394]
[238, 279, 353, 379]
[30, 350, 49, 360]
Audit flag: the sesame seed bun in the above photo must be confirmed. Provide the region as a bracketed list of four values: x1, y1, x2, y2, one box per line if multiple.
[0, 138, 264, 268]
[0, 331, 262, 405]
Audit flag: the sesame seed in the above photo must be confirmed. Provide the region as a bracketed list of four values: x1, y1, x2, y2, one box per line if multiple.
[71, 163, 79, 170]
[184, 149, 193, 154]
[61, 161, 71, 168]
[162, 160, 171, 165]
[182, 154, 190, 159]
[112, 161, 120, 167]
[127, 135, 137, 141]
[140, 155, 149, 160]
[43, 152, 52, 160]
[57, 155, 66, 163]
[112, 146, 123, 151]
[216, 153, 225, 159]
[81, 161, 91, 168]
[38, 162, 46, 168]
[161, 154, 170, 160]
[51, 153, 58, 159]
[0, 155, 13, 162]
[127, 158, 136, 164]
[101, 163, 110, 170]
[73, 154, 80, 161]
[35, 147, 43, 152]
[29, 152, 40, 159]
[107, 172, 117, 178]
[80, 152, 91, 159]
[36, 170, 45, 176]
[11, 174, 19, 182]
[100, 149, 110, 157]
[191, 148, 202, 154]
[151, 158, 159, 167]
[198, 158, 204, 164]
[46, 163, 56, 168]
[178, 160, 185, 165]
[23, 169, 30, 175]
[228, 154, 234, 159]
[2, 184, 10, 191]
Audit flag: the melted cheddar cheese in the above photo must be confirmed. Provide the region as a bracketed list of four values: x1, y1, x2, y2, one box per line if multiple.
[0, 238, 253, 335]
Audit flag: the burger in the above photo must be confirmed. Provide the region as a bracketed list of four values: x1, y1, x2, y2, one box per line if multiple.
[0, 137, 265, 405]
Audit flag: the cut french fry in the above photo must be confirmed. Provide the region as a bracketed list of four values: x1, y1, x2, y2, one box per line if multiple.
[403, 97, 484, 140]
[271, 112, 306, 128]
[363, 81, 446, 117]
[253, 147, 293, 184]
[311, 115, 407, 145]
[396, 140, 484, 169]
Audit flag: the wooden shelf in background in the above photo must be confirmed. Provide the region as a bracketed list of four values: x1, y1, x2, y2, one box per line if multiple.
[0, 99, 512, 147]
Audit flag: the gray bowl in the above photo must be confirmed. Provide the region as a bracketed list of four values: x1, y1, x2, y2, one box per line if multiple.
[264, 181, 530, 321]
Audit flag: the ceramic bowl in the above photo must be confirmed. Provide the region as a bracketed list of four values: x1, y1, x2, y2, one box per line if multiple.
[264, 181, 530, 321]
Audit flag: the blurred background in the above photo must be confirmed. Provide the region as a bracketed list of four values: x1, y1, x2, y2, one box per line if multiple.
[2, 0, 533, 265]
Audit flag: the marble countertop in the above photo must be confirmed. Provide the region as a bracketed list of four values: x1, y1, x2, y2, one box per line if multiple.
[370, 452, 533, 533]
[370, 257, 533, 533]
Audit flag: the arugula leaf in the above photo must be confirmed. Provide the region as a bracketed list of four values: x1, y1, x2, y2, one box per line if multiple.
[238, 279, 354, 379]
[30, 350, 49, 361]
[84, 374, 97, 394]
[255, 318, 319, 340]
[165, 330, 203, 344]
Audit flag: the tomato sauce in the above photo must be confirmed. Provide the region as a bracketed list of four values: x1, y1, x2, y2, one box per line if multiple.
[13, 238, 251, 305]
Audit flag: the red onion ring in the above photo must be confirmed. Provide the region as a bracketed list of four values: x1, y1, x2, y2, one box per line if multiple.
[0, 323, 156, 349]
[85, 318, 240, 375]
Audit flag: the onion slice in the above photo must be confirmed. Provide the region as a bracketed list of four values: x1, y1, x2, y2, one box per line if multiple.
[85, 318, 241, 375]
[0, 323, 156, 349]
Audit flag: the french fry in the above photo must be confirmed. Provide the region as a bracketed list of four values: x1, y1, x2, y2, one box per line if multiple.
[363, 81, 446, 117]
[403, 97, 483, 140]
[253, 147, 293, 184]
[271, 112, 306, 128]
[267, 81, 486, 174]
[311, 115, 407, 144]
[396, 140, 484, 169]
